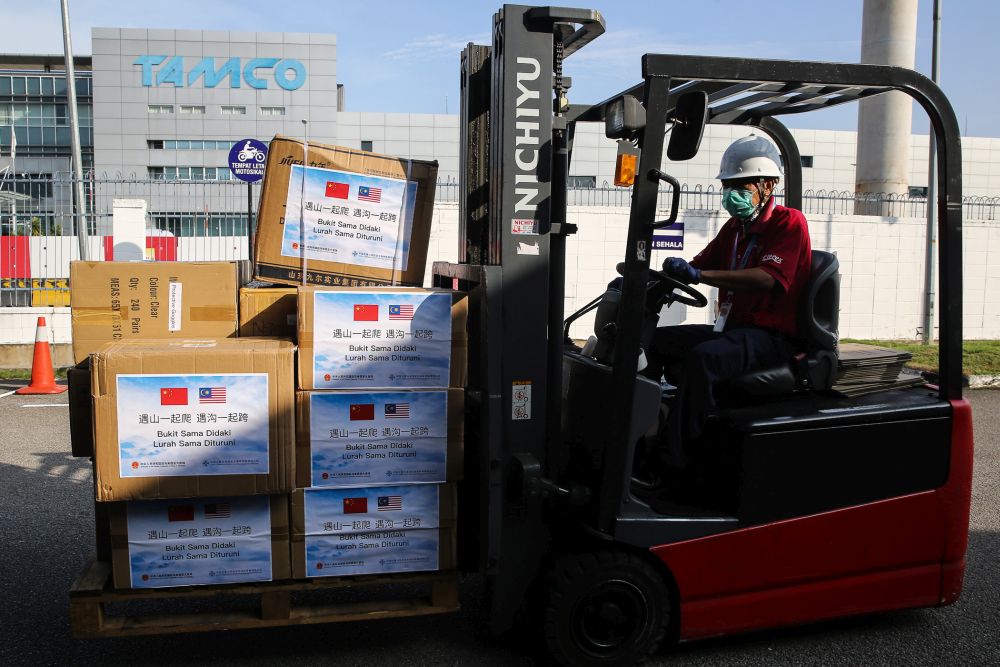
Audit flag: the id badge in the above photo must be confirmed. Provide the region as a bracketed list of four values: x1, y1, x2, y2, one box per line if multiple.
[714, 301, 732, 333]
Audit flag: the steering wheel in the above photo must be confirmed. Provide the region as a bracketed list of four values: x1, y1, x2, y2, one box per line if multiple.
[646, 268, 708, 309]
[614, 262, 708, 311]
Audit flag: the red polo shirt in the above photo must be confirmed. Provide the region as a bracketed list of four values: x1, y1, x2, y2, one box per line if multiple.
[690, 199, 812, 338]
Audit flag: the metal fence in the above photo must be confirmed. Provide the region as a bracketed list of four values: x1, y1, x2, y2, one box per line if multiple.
[1, 172, 998, 307]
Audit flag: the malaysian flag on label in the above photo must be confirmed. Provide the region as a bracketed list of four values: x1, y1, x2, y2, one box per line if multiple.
[204, 502, 231, 519]
[378, 495, 403, 511]
[199, 387, 226, 404]
[384, 402, 409, 419]
[388, 304, 414, 320]
[358, 185, 382, 203]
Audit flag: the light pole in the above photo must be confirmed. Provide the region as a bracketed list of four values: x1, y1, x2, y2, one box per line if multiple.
[60, 0, 88, 259]
[922, 0, 942, 345]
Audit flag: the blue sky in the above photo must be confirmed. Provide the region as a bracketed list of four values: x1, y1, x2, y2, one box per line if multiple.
[4, 1, 998, 136]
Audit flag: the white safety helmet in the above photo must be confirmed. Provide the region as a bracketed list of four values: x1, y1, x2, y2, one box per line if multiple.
[716, 134, 784, 181]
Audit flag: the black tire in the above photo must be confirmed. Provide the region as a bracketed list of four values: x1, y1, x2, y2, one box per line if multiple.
[544, 551, 671, 666]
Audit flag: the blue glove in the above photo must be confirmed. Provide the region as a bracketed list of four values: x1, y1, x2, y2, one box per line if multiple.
[661, 257, 701, 284]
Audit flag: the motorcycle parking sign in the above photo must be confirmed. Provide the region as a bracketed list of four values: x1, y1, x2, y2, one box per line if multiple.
[228, 138, 268, 183]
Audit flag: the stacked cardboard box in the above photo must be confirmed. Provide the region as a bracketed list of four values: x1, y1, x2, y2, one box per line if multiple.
[90, 337, 296, 589]
[291, 286, 467, 577]
[253, 137, 438, 288]
[72, 261, 297, 590]
[72, 140, 462, 590]
[70, 261, 239, 363]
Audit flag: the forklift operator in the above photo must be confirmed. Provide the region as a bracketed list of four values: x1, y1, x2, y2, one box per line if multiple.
[650, 135, 813, 471]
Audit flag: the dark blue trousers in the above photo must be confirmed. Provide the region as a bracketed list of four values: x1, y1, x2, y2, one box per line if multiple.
[649, 324, 791, 468]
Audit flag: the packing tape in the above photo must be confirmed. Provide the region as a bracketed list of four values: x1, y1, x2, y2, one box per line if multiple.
[190, 306, 237, 321]
[71, 308, 120, 325]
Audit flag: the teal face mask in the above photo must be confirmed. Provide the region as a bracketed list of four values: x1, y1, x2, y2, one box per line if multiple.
[722, 187, 755, 219]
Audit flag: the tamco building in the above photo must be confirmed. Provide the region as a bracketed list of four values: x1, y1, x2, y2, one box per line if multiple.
[1, 27, 462, 238]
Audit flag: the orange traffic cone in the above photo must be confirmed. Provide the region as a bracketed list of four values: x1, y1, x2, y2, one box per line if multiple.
[16, 316, 67, 395]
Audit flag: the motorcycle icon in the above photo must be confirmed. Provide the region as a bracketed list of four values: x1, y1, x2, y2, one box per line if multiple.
[237, 141, 266, 163]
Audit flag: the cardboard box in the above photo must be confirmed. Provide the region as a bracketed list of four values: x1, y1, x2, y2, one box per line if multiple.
[238, 286, 297, 338]
[91, 338, 296, 502]
[290, 485, 456, 578]
[296, 389, 464, 488]
[108, 495, 290, 589]
[70, 261, 239, 364]
[297, 287, 468, 390]
[253, 136, 438, 288]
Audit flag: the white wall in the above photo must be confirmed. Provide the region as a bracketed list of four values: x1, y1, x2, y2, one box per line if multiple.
[429, 203, 1000, 341]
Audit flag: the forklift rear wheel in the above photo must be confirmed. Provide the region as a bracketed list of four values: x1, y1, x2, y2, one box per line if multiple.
[544, 551, 671, 665]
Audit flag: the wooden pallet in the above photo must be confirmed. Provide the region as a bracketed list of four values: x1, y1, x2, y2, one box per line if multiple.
[69, 558, 460, 638]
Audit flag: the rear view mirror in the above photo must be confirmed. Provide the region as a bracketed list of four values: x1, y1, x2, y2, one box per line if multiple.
[666, 91, 708, 161]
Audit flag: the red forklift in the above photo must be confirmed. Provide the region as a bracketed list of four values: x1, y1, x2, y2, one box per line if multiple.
[434, 5, 974, 664]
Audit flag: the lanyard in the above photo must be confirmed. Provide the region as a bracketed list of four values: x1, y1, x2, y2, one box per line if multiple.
[730, 229, 760, 271]
[720, 228, 760, 310]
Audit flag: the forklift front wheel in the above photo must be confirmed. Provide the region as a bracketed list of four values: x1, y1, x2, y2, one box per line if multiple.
[544, 551, 671, 666]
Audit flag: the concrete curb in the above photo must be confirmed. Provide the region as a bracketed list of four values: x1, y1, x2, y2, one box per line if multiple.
[969, 375, 1000, 389]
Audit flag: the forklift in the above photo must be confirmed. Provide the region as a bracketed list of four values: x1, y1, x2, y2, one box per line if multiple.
[433, 5, 974, 665]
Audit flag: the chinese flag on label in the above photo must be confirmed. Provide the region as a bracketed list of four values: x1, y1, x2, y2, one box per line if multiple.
[325, 181, 349, 199]
[160, 387, 188, 406]
[350, 403, 375, 421]
[343, 497, 368, 514]
[167, 504, 195, 522]
[353, 304, 378, 321]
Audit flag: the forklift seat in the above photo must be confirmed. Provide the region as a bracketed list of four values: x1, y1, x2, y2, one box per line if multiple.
[729, 250, 840, 396]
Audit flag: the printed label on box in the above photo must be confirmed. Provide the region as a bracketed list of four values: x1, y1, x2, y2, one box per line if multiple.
[116, 373, 270, 477]
[310, 391, 449, 486]
[168, 282, 182, 332]
[303, 485, 440, 577]
[311, 291, 452, 388]
[303, 484, 440, 534]
[127, 495, 272, 588]
[281, 165, 418, 271]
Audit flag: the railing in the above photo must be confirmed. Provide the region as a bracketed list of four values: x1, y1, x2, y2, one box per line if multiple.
[1, 172, 998, 307]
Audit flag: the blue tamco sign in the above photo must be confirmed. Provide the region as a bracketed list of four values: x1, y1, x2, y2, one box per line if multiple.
[134, 56, 306, 90]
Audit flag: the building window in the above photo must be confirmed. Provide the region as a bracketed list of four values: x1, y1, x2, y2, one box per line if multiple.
[361, 140, 373, 152]
[220, 105, 246, 115]
[908, 186, 928, 198]
[151, 213, 248, 237]
[800, 155, 814, 168]
[568, 175, 597, 188]
[179, 105, 206, 114]
[148, 166, 232, 181]
[148, 104, 173, 114]
[150, 139, 234, 150]
[0, 102, 94, 156]
[260, 106, 286, 116]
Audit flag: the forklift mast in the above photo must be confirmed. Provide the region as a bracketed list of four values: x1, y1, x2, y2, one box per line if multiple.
[435, 4, 605, 633]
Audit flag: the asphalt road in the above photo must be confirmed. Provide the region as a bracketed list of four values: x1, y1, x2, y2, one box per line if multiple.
[1, 381, 997, 666]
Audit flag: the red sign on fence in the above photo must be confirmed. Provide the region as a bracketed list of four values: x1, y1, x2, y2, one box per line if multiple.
[0, 236, 31, 279]
[101, 236, 178, 261]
